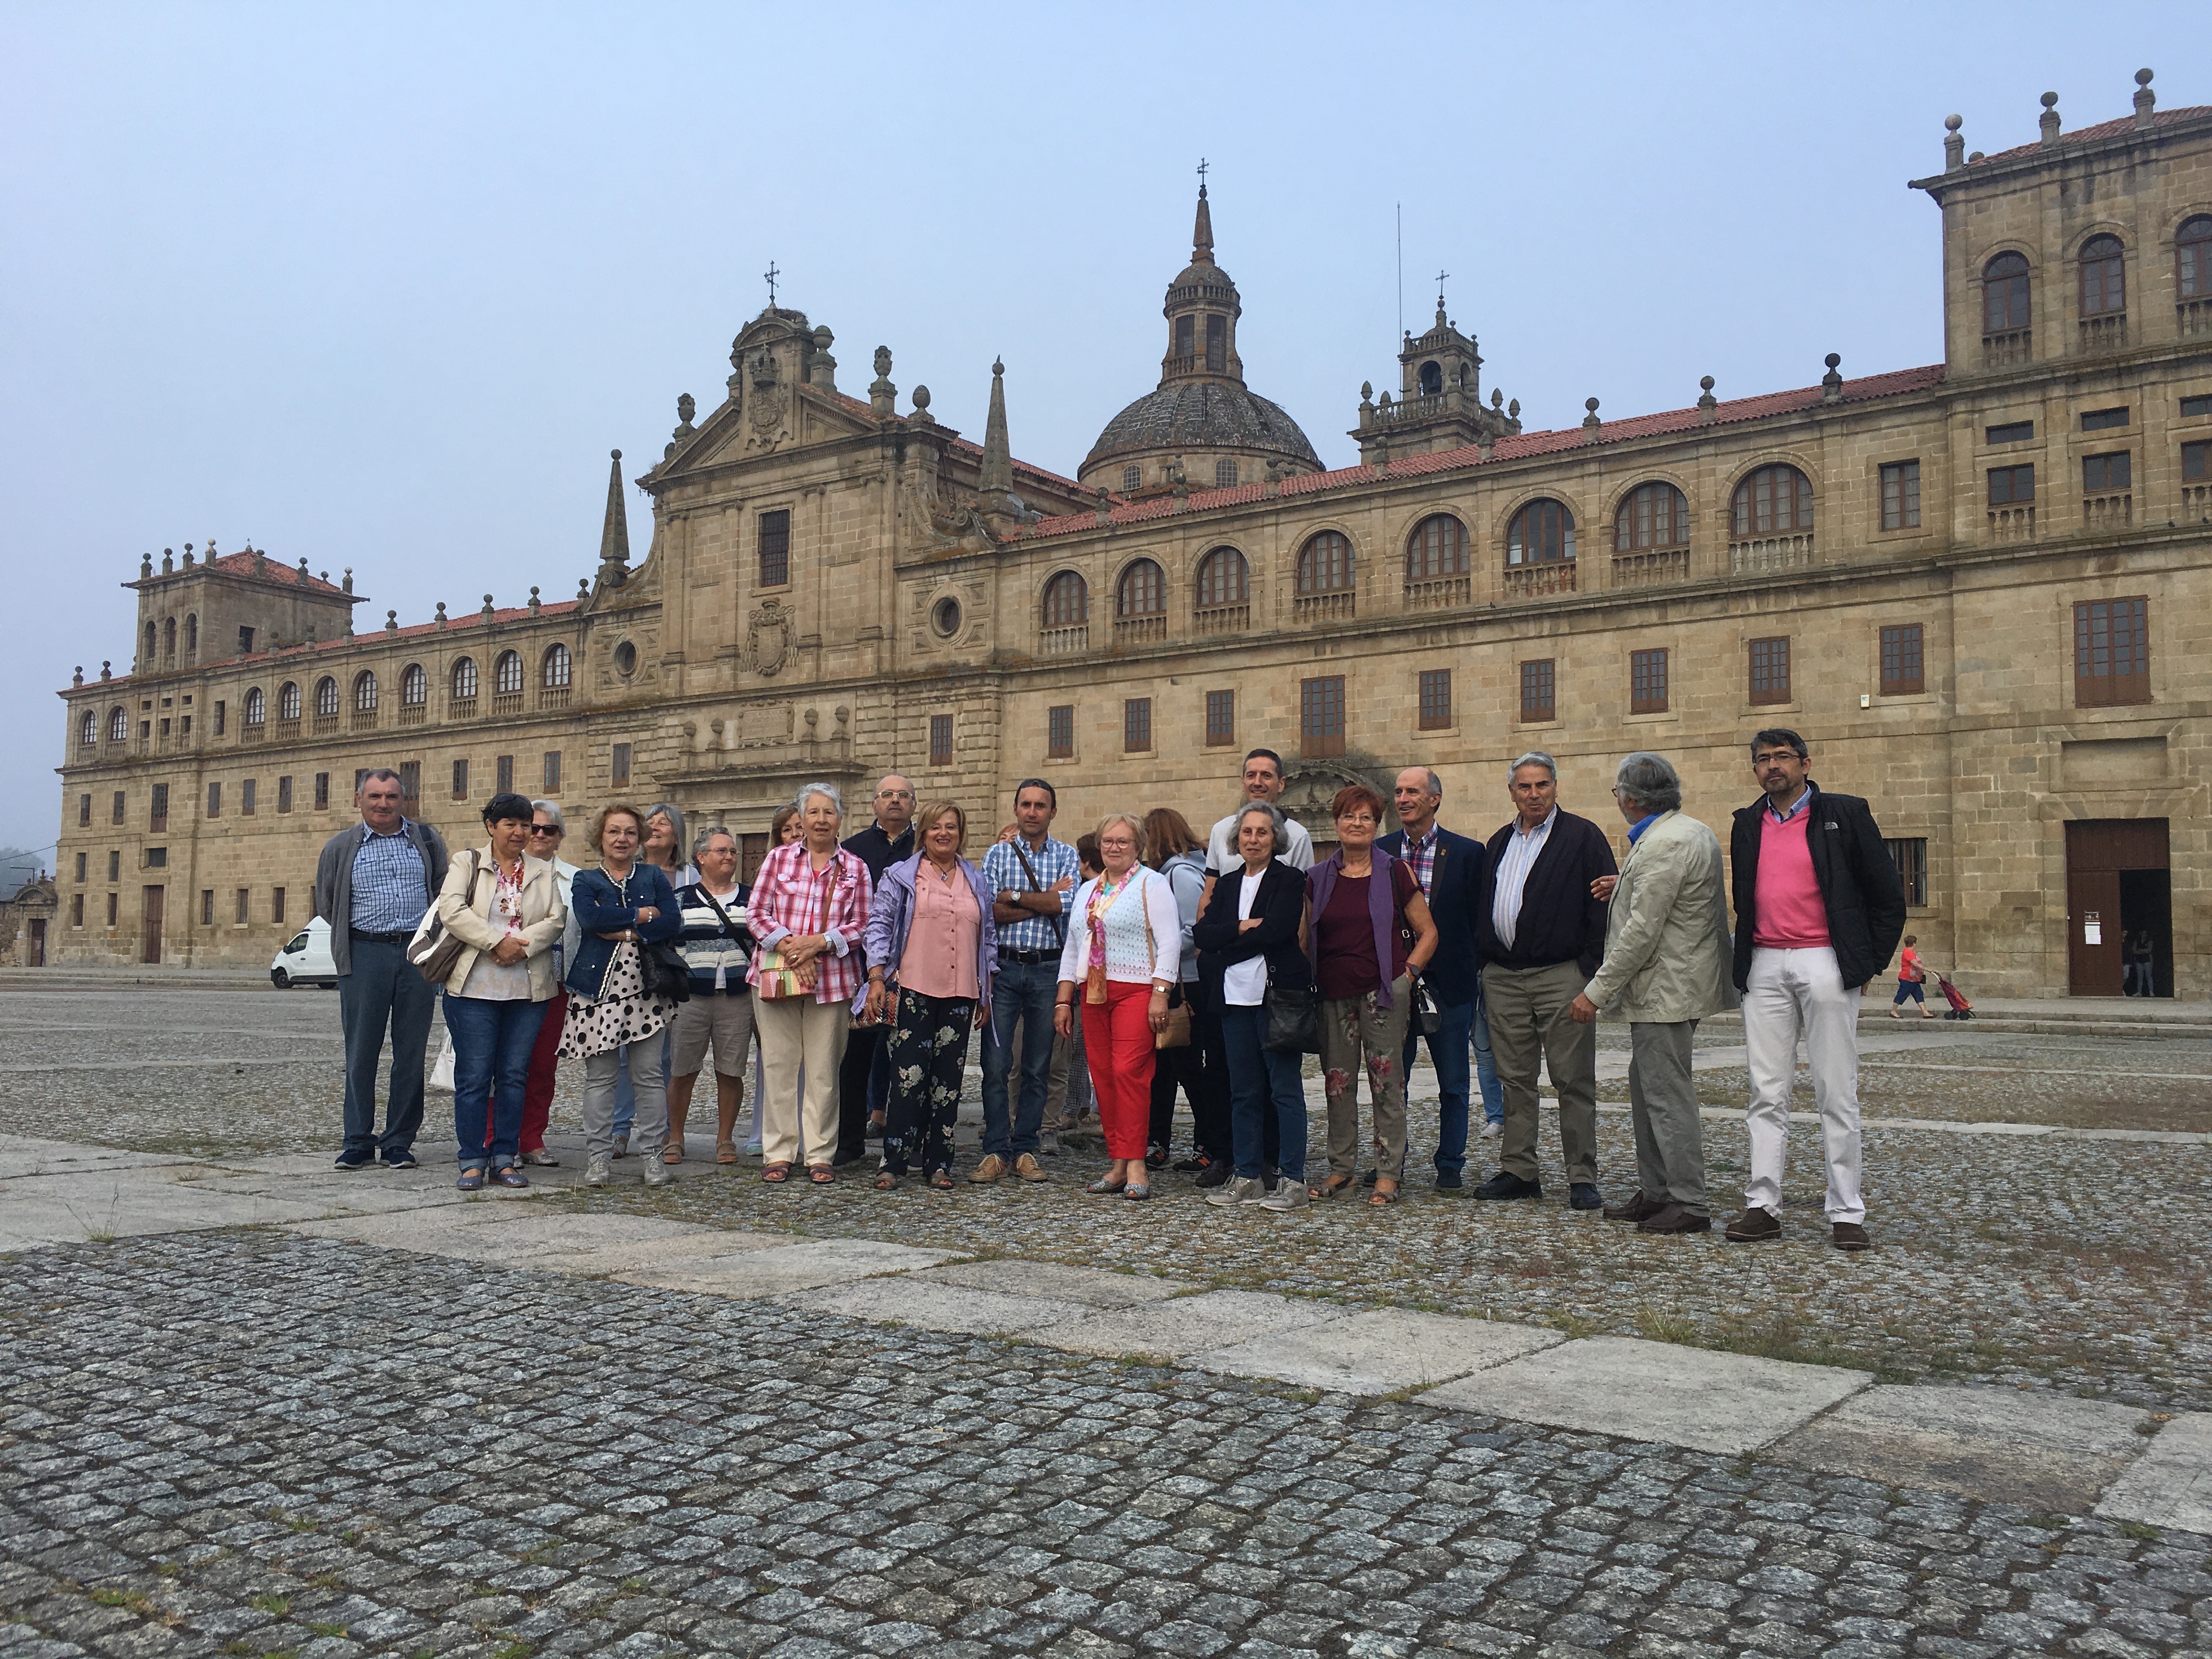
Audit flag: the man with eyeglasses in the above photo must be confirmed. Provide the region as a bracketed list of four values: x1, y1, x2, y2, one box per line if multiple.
[509, 800, 580, 1166]
[835, 775, 916, 1166]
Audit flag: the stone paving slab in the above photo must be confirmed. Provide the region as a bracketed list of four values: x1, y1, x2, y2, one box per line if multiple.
[1421, 1333, 1873, 1455]
[782, 1276, 1097, 1335]
[913, 1256, 1199, 1306]
[1035, 1288, 1343, 1359]
[1773, 1382, 2153, 1510]
[0, 1169, 385, 1250]
[1188, 1307, 1563, 1396]
[0, 1131, 190, 1175]
[2100, 1409, 2212, 1534]
[612, 1235, 961, 1297]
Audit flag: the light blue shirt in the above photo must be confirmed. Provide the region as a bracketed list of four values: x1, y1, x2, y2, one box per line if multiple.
[982, 834, 1079, 955]
[349, 824, 430, 934]
[1489, 805, 1558, 952]
[1765, 786, 1813, 826]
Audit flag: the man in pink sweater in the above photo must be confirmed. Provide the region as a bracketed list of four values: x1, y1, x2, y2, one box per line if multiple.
[1724, 729, 1906, 1251]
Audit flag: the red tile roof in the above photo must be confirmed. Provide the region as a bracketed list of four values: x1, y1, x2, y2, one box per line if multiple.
[818, 387, 1093, 499]
[129, 548, 356, 597]
[1013, 363, 1949, 541]
[1969, 104, 2212, 168]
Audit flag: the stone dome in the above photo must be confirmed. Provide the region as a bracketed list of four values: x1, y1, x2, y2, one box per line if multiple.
[1084, 380, 1321, 475]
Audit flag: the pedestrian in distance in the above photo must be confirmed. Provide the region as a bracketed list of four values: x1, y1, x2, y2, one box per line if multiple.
[1891, 934, 1933, 1018]
[665, 827, 757, 1165]
[977, 779, 1078, 1183]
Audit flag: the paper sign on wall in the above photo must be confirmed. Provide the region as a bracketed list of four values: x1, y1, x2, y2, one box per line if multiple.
[2084, 911, 2102, 946]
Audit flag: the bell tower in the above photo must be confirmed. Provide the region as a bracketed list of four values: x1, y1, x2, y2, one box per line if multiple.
[1352, 279, 1519, 462]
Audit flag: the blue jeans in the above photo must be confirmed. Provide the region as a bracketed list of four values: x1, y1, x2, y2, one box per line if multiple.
[1402, 995, 1477, 1176]
[445, 995, 550, 1171]
[1221, 1004, 1306, 1181]
[1473, 981, 1504, 1127]
[337, 936, 437, 1157]
[982, 958, 1057, 1157]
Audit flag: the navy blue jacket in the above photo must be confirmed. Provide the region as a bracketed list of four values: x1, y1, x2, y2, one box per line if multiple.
[1376, 825, 1489, 1005]
[563, 864, 682, 1000]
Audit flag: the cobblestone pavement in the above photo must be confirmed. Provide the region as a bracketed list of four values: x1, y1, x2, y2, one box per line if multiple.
[5, 1231, 2210, 1659]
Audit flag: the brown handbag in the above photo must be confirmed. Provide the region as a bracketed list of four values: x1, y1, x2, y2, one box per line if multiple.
[1142, 879, 1193, 1049]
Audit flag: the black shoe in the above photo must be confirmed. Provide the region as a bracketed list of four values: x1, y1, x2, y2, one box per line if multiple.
[1569, 1183, 1604, 1211]
[830, 1148, 868, 1168]
[1194, 1158, 1234, 1189]
[1472, 1171, 1543, 1201]
[1358, 1167, 1379, 1188]
[381, 1149, 418, 1170]
[1146, 1142, 1169, 1171]
[334, 1148, 375, 1170]
[1434, 1169, 1463, 1191]
[1170, 1155, 1207, 1172]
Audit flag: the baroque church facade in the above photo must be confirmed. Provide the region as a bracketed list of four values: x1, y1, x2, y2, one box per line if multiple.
[48, 75, 2212, 998]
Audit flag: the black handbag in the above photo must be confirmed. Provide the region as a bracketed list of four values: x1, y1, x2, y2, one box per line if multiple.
[1262, 969, 1321, 1055]
[641, 939, 693, 1005]
[1406, 972, 1442, 1039]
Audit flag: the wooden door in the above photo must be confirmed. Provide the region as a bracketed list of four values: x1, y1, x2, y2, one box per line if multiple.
[741, 834, 769, 885]
[28, 919, 45, 966]
[2065, 820, 2169, 996]
[140, 885, 164, 964]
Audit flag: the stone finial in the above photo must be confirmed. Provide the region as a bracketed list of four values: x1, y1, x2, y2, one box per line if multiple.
[669, 393, 696, 455]
[1968, 150, 1985, 164]
[343, 568, 354, 593]
[528, 585, 541, 616]
[139, 551, 154, 579]
[2040, 91, 2061, 145]
[251, 544, 267, 575]
[1697, 374, 1718, 422]
[298, 557, 311, 578]
[597, 448, 630, 585]
[869, 347, 896, 417]
[1372, 435, 1390, 475]
[482, 593, 496, 620]
[1264, 458, 1284, 498]
[385, 610, 398, 634]
[1491, 388, 1504, 411]
[1821, 352, 1844, 402]
[306, 624, 317, 645]
[101, 661, 112, 680]
[809, 325, 837, 390]
[1378, 390, 1393, 410]
[908, 384, 935, 427]
[72, 665, 83, 686]
[1506, 397, 1521, 426]
[161, 547, 174, 574]
[2135, 67, 2155, 129]
[434, 601, 448, 629]
[181, 545, 195, 568]
[577, 577, 590, 599]
[1944, 113, 1965, 172]
[1582, 397, 1601, 440]
[206, 538, 217, 558]
[1094, 487, 1112, 525]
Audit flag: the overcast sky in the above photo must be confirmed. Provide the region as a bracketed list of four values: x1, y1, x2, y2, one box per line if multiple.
[4, 2, 2207, 859]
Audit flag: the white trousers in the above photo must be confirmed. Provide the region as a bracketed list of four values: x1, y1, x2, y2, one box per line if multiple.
[1742, 945, 1864, 1223]
[754, 995, 850, 1169]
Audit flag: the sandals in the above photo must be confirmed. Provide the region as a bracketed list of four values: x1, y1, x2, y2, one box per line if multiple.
[1085, 1177, 1127, 1195]
[1368, 1181, 1401, 1206]
[761, 1162, 793, 1184]
[928, 1168, 955, 1190]
[715, 1140, 738, 1165]
[808, 1164, 836, 1186]
[1310, 1173, 1357, 1199]
[874, 1169, 900, 1190]
[662, 1143, 685, 1166]
[1124, 1183, 1152, 1202]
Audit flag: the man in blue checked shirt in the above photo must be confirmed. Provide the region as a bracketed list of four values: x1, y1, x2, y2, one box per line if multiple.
[313, 769, 449, 1171]
[974, 779, 1080, 1183]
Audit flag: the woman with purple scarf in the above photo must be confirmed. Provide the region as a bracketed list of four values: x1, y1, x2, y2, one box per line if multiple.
[1306, 784, 1438, 1205]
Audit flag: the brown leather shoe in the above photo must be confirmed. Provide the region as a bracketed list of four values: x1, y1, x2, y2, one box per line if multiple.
[1724, 1206, 1783, 1243]
[1637, 1203, 1712, 1235]
[1832, 1221, 1872, 1251]
[1013, 1153, 1049, 1183]
[1602, 1188, 1660, 1224]
[967, 1153, 1009, 1184]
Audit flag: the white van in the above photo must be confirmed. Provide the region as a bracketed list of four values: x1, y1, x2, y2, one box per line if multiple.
[270, 916, 339, 989]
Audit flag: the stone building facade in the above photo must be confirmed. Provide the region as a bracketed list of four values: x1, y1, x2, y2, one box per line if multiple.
[49, 76, 2212, 997]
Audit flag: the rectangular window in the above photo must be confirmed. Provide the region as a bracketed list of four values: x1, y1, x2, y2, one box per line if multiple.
[1301, 675, 1346, 757]
[1047, 704, 1075, 759]
[611, 743, 631, 788]
[149, 784, 168, 832]
[2074, 596, 2151, 707]
[354, 768, 368, 797]
[314, 772, 330, 810]
[78, 793, 91, 827]
[71, 893, 83, 928]
[179, 715, 190, 738]
[277, 775, 292, 814]
[2181, 394, 2212, 418]
[107, 893, 118, 927]
[1749, 636, 1792, 706]
[398, 761, 420, 806]
[145, 847, 167, 869]
[272, 888, 285, 924]
[1519, 659, 1556, 724]
[241, 778, 257, 816]
[237, 626, 254, 655]
[2185, 440, 2209, 481]
[1985, 420, 2035, 445]
[1987, 464, 2035, 505]
[758, 509, 791, 588]
[1880, 624, 1925, 695]
[1880, 461, 1921, 530]
[207, 782, 221, 818]
[930, 714, 955, 768]
[1630, 648, 1669, 714]
[108, 850, 120, 882]
[541, 751, 561, 792]
[496, 754, 514, 794]
[1419, 669, 1453, 731]
[235, 888, 250, 923]
[1204, 691, 1234, 748]
[112, 791, 125, 825]
[74, 852, 86, 883]
[213, 700, 225, 736]
[1886, 838, 1928, 907]
[2081, 407, 2130, 432]
[1205, 313, 1227, 373]
[1123, 698, 1152, 754]
[200, 890, 213, 926]
[2083, 451, 2132, 492]
[452, 759, 469, 800]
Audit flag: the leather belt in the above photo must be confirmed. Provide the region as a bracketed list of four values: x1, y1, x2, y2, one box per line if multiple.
[352, 929, 411, 945]
[1003, 949, 1057, 964]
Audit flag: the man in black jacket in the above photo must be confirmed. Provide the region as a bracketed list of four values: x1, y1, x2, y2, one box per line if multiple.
[1474, 752, 1617, 1208]
[1724, 729, 1906, 1251]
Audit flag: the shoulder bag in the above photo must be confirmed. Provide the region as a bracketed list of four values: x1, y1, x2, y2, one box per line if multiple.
[1140, 871, 1192, 1050]
[1009, 840, 1066, 945]
[755, 854, 839, 1001]
[1392, 859, 1443, 1037]
[405, 850, 479, 987]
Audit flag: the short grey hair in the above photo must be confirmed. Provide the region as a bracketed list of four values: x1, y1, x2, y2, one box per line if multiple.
[644, 801, 686, 850]
[692, 825, 737, 860]
[1233, 800, 1288, 858]
[795, 781, 844, 817]
[1614, 752, 1683, 815]
[1508, 751, 1558, 785]
[529, 798, 565, 829]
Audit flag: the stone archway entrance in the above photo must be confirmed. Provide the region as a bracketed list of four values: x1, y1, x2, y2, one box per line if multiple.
[1278, 760, 1392, 857]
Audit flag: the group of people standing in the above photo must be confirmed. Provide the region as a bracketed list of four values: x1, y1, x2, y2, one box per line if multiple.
[317, 721, 1906, 1249]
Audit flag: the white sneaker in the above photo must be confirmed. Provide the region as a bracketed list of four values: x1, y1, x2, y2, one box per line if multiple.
[1206, 1175, 1265, 1208]
[1260, 1178, 1309, 1212]
[1480, 1120, 1502, 1140]
[584, 1152, 612, 1187]
[643, 1156, 672, 1188]
[743, 1137, 763, 1156]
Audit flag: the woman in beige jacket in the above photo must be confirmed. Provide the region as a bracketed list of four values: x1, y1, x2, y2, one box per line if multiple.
[435, 791, 568, 1189]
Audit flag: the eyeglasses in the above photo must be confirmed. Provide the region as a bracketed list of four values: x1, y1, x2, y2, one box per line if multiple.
[529, 825, 562, 837]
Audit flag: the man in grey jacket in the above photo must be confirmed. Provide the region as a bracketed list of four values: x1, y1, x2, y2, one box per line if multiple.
[313, 770, 450, 1170]
[1569, 752, 1733, 1234]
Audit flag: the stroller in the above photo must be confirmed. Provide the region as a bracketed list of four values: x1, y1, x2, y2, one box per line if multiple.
[1935, 969, 1974, 1020]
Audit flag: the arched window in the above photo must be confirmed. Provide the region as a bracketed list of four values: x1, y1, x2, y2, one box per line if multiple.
[1041, 571, 1088, 628]
[353, 670, 377, 712]
[143, 622, 156, 661]
[1732, 465, 1815, 537]
[314, 677, 340, 718]
[1615, 482, 1690, 550]
[278, 682, 300, 721]
[452, 657, 479, 701]
[108, 707, 127, 743]
[185, 615, 198, 655]
[542, 643, 572, 688]
[1215, 459, 1238, 488]
[1296, 530, 1353, 593]
[244, 687, 265, 726]
[494, 650, 523, 695]
[79, 710, 96, 747]
[1406, 515, 1469, 580]
[1195, 546, 1249, 607]
[1983, 251, 2031, 332]
[1506, 501, 1575, 566]
[1419, 360, 1442, 396]
[400, 664, 426, 707]
[2080, 234, 2126, 316]
[1116, 560, 1165, 617]
[2176, 216, 2212, 300]
[1122, 464, 1141, 493]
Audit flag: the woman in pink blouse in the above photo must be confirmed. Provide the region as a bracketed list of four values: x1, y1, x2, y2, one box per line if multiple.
[862, 802, 998, 1188]
[747, 782, 873, 1184]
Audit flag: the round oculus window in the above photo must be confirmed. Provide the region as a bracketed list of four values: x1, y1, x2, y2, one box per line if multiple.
[613, 640, 637, 676]
[930, 597, 962, 638]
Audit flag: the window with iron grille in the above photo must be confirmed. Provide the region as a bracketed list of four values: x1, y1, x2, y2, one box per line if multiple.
[200, 890, 213, 926]
[1123, 698, 1151, 754]
[1983, 251, 2030, 331]
[1748, 636, 1791, 706]
[1122, 464, 1141, 493]
[1731, 466, 1815, 537]
[1205, 314, 1226, 373]
[1418, 669, 1452, 731]
[273, 888, 285, 924]
[207, 782, 221, 819]
[1204, 690, 1234, 747]
[1987, 420, 2034, 445]
[1296, 531, 1353, 592]
[109, 850, 120, 882]
[241, 779, 256, 816]
[1408, 515, 1470, 578]
[1196, 547, 1248, 607]
[1117, 560, 1164, 617]
[1300, 676, 1345, 757]
[540, 752, 559, 792]
[314, 772, 330, 810]
[1215, 459, 1237, 488]
[277, 776, 292, 814]
[2081, 407, 2130, 432]
[2185, 441, 2209, 482]
[1047, 704, 1075, 758]
[2079, 234, 2125, 316]
[1506, 500, 1574, 565]
[611, 743, 631, 787]
[759, 510, 791, 588]
[1988, 464, 2035, 505]
[1886, 838, 1928, 907]
[1519, 659, 1556, 723]
[2083, 452, 2131, 492]
[452, 759, 469, 800]
[112, 791, 125, 824]
[1613, 484, 1688, 550]
[1630, 649, 1668, 714]
[1881, 625, 1925, 695]
[930, 714, 954, 768]
[496, 754, 514, 794]
[78, 794, 90, 827]
[2074, 597, 2150, 707]
[235, 888, 249, 924]
[1880, 461, 1921, 530]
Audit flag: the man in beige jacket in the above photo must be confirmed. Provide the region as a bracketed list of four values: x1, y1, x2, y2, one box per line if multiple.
[1569, 752, 1734, 1234]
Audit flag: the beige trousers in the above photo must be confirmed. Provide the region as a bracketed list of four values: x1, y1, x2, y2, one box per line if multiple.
[754, 994, 851, 1167]
[1483, 959, 1600, 1186]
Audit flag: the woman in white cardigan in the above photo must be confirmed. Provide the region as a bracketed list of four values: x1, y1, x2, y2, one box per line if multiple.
[1054, 811, 1181, 1199]
[433, 791, 567, 1190]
